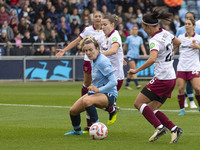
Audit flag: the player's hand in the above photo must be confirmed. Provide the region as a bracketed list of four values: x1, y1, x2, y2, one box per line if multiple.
[128, 69, 137, 74]
[56, 49, 65, 58]
[123, 59, 127, 66]
[88, 85, 99, 93]
[144, 54, 148, 58]
[191, 40, 200, 49]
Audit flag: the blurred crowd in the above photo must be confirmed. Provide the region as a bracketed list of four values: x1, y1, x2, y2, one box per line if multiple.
[0, 0, 193, 56]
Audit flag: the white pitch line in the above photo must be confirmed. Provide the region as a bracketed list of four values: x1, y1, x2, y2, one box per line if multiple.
[0, 103, 70, 108]
[0, 103, 199, 113]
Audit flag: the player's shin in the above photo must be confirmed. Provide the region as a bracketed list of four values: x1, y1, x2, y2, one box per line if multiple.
[70, 114, 81, 131]
[85, 105, 99, 123]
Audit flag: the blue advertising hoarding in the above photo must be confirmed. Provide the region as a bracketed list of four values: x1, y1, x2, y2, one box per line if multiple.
[26, 60, 72, 80]
[0, 57, 179, 80]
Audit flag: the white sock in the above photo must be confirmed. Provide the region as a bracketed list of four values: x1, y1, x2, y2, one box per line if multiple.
[171, 126, 177, 132]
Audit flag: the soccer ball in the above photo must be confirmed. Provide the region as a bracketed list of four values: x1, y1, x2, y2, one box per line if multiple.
[89, 122, 108, 140]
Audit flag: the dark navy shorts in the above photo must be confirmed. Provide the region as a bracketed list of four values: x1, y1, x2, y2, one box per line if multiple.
[127, 57, 138, 63]
[88, 93, 116, 107]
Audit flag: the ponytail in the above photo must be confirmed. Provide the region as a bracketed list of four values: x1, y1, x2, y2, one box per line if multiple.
[103, 14, 119, 28]
[142, 6, 173, 26]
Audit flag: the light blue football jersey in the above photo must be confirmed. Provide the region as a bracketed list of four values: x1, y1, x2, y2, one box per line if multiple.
[89, 53, 118, 98]
[125, 35, 143, 59]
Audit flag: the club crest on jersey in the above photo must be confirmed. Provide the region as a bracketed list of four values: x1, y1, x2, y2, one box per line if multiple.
[150, 42, 155, 49]
[104, 67, 109, 71]
[112, 37, 118, 42]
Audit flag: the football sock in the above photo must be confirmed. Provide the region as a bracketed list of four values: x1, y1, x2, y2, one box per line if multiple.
[125, 78, 131, 86]
[188, 93, 194, 102]
[81, 84, 88, 96]
[195, 95, 200, 106]
[186, 81, 193, 98]
[132, 79, 139, 86]
[117, 80, 123, 91]
[184, 90, 187, 97]
[186, 82, 194, 102]
[154, 110, 175, 131]
[140, 104, 162, 128]
[70, 114, 81, 131]
[86, 114, 92, 128]
[85, 105, 99, 123]
[105, 106, 115, 113]
[178, 95, 185, 109]
[171, 126, 177, 132]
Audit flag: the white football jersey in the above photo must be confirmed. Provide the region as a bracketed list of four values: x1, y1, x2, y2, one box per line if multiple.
[100, 30, 124, 80]
[80, 25, 105, 61]
[149, 28, 176, 80]
[177, 33, 200, 71]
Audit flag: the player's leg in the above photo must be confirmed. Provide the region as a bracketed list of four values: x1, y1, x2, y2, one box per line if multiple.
[125, 59, 134, 90]
[125, 59, 141, 89]
[83, 93, 111, 123]
[82, 72, 92, 96]
[186, 81, 197, 108]
[107, 80, 123, 126]
[82, 61, 92, 133]
[64, 95, 88, 135]
[184, 88, 188, 107]
[153, 110, 183, 143]
[138, 78, 182, 143]
[190, 78, 200, 111]
[177, 78, 187, 115]
[134, 90, 167, 142]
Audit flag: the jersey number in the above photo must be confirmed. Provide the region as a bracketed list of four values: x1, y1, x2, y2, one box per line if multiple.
[165, 43, 173, 62]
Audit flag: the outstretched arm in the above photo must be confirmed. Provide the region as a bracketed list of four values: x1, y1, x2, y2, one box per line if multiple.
[56, 36, 82, 58]
[128, 50, 158, 74]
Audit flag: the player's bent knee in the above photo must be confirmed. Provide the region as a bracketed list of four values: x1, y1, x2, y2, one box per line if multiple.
[83, 98, 92, 108]
[134, 101, 140, 110]
[69, 107, 77, 116]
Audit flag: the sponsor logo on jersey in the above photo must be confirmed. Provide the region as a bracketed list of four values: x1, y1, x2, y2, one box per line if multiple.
[112, 37, 118, 42]
[150, 42, 155, 49]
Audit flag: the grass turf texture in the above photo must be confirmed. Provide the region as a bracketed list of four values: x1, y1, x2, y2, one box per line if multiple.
[0, 81, 200, 150]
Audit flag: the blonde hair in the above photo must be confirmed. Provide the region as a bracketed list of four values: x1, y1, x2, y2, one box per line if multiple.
[80, 36, 99, 51]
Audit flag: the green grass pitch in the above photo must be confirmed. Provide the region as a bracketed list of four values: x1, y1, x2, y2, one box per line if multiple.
[0, 81, 200, 150]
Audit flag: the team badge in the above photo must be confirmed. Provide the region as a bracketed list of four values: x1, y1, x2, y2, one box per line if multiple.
[104, 67, 109, 71]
